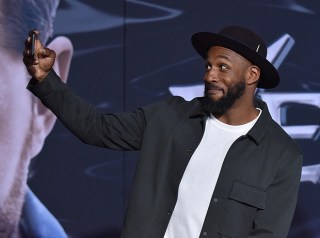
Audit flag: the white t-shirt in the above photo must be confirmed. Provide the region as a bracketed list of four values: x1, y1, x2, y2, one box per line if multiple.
[164, 110, 261, 238]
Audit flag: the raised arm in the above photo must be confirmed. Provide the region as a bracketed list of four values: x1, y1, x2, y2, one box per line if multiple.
[23, 30, 145, 150]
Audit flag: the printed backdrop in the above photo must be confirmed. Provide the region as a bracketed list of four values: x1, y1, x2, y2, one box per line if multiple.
[25, 0, 319, 237]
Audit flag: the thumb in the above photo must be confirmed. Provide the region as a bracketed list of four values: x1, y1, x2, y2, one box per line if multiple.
[39, 47, 56, 60]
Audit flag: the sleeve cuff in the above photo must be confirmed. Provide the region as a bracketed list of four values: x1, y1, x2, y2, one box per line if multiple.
[27, 70, 63, 100]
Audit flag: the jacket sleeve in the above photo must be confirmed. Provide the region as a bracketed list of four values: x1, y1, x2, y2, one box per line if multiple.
[248, 153, 303, 238]
[27, 70, 159, 150]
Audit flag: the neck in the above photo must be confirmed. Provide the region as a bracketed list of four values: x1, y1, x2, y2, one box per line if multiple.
[213, 99, 259, 125]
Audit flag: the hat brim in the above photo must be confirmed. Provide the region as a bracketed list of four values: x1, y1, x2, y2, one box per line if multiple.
[191, 32, 280, 89]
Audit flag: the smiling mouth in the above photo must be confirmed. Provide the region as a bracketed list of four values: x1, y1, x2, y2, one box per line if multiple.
[208, 88, 223, 94]
[206, 85, 224, 95]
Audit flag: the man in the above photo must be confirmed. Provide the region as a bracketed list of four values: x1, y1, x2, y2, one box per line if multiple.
[24, 25, 302, 237]
[0, 0, 73, 237]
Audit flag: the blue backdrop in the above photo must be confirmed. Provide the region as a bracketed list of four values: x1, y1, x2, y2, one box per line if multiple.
[28, 0, 320, 237]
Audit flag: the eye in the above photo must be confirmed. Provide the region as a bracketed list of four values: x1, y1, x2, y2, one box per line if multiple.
[219, 64, 228, 70]
[205, 63, 212, 71]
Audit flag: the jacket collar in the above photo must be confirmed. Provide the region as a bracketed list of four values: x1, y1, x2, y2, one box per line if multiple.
[246, 98, 273, 144]
[189, 97, 207, 119]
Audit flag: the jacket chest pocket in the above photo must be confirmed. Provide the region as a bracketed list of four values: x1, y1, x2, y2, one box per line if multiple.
[218, 180, 267, 238]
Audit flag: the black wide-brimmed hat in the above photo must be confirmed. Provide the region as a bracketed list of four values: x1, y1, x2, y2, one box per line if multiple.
[191, 25, 280, 89]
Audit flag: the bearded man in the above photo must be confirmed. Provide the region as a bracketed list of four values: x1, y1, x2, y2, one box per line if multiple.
[23, 25, 302, 238]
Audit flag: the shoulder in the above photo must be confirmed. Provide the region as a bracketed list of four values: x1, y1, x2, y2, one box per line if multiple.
[140, 96, 204, 121]
[141, 96, 202, 112]
[268, 119, 303, 156]
[254, 99, 303, 158]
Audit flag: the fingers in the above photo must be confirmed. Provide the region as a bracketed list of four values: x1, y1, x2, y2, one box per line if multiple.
[23, 52, 37, 65]
[23, 29, 56, 80]
[25, 29, 39, 49]
[24, 29, 45, 64]
[23, 46, 40, 65]
[28, 29, 39, 37]
[41, 47, 50, 56]
[41, 47, 56, 59]
[23, 57, 37, 76]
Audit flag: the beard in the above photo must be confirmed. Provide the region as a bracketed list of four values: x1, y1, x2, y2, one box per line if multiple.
[202, 79, 246, 115]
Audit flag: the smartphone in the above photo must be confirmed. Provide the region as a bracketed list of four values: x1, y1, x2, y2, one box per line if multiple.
[31, 32, 36, 57]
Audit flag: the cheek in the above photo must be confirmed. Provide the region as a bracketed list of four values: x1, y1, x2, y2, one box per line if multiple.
[0, 80, 34, 157]
[223, 73, 238, 86]
[203, 72, 209, 81]
[0, 57, 36, 183]
[0, 90, 34, 199]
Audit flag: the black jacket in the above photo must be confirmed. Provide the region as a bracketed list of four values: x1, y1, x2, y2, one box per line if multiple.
[28, 70, 303, 238]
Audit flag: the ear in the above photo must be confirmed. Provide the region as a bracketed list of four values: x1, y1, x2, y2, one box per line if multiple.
[29, 36, 73, 158]
[49, 36, 73, 84]
[246, 65, 260, 86]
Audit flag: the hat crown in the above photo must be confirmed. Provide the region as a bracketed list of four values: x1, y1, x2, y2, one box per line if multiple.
[219, 26, 267, 58]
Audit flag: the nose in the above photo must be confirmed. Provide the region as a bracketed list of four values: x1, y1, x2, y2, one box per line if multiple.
[204, 67, 219, 83]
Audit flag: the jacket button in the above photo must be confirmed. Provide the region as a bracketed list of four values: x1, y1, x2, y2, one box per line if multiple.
[187, 149, 193, 153]
[213, 198, 218, 203]
[202, 231, 208, 236]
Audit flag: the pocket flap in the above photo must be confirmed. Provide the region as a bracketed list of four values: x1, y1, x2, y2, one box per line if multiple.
[229, 180, 267, 209]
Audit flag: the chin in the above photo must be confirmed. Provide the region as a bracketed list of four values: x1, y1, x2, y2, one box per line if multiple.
[209, 95, 224, 104]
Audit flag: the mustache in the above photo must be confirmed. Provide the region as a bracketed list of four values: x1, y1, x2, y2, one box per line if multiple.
[205, 82, 224, 92]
